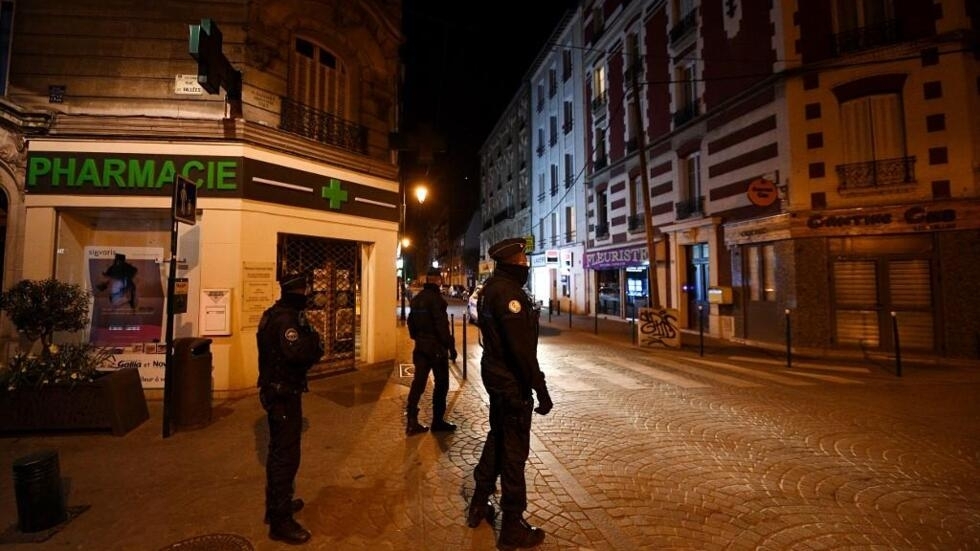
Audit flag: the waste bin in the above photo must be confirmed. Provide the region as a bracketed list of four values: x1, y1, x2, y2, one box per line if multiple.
[172, 337, 213, 429]
[13, 450, 67, 533]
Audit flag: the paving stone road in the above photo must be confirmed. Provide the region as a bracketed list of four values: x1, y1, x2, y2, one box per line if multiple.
[1, 307, 978, 550]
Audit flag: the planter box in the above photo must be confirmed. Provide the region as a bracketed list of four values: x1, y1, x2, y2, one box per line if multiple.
[0, 368, 149, 436]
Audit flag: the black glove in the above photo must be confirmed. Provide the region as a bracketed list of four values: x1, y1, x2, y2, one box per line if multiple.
[534, 385, 553, 415]
[449, 348, 458, 362]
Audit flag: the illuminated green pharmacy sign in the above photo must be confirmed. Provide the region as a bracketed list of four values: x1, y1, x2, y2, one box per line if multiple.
[27, 153, 239, 194]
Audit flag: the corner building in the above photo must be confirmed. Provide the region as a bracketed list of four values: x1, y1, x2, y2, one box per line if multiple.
[578, 0, 979, 358]
[0, 1, 403, 392]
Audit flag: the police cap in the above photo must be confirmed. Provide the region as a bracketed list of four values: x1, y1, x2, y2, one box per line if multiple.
[280, 271, 308, 292]
[488, 237, 526, 262]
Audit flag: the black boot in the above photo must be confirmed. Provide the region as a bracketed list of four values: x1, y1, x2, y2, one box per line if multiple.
[431, 419, 457, 432]
[264, 498, 304, 524]
[498, 512, 545, 549]
[406, 409, 429, 436]
[269, 516, 311, 545]
[466, 494, 495, 528]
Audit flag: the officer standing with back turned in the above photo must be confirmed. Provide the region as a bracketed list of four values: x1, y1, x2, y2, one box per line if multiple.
[256, 271, 324, 545]
[406, 267, 459, 435]
[467, 237, 552, 550]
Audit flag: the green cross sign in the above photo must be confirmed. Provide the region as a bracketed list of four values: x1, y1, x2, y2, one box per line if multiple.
[321, 178, 349, 209]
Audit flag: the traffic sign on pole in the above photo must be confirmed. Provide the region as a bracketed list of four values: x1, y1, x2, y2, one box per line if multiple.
[174, 176, 197, 225]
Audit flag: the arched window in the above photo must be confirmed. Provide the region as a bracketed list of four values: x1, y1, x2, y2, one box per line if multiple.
[290, 37, 348, 118]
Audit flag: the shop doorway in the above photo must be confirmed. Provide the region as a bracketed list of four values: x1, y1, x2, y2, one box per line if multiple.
[832, 257, 934, 351]
[278, 233, 360, 376]
[685, 243, 709, 328]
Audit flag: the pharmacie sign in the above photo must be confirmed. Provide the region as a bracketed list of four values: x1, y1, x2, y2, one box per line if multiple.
[26, 152, 399, 222]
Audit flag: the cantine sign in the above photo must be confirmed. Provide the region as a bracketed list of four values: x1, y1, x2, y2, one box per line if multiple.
[803, 203, 966, 234]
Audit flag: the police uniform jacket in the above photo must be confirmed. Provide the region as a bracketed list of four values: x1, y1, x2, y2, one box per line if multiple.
[408, 283, 454, 355]
[477, 263, 545, 398]
[256, 293, 324, 392]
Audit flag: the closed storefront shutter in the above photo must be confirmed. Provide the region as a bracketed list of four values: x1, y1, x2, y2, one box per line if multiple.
[888, 259, 933, 350]
[833, 260, 880, 347]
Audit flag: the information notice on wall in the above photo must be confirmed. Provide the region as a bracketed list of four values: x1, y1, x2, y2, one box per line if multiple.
[242, 262, 276, 328]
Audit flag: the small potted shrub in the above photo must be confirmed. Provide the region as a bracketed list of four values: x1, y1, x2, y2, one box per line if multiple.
[0, 278, 148, 435]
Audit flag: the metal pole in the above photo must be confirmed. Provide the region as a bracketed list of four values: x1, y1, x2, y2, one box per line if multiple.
[400, 279, 406, 322]
[462, 314, 467, 379]
[568, 300, 572, 329]
[785, 308, 792, 369]
[450, 313, 455, 339]
[548, 299, 552, 323]
[891, 311, 902, 377]
[162, 219, 178, 438]
[698, 304, 704, 357]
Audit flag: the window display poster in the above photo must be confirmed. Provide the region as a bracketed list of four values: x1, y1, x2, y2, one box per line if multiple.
[86, 246, 166, 347]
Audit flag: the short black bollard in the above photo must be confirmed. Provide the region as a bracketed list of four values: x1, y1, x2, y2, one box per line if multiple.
[785, 308, 792, 369]
[462, 314, 468, 379]
[547, 300, 553, 322]
[568, 301, 572, 329]
[13, 450, 67, 533]
[450, 314, 455, 339]
[891, 311, 902, 377]
[698, 304, 704, 357]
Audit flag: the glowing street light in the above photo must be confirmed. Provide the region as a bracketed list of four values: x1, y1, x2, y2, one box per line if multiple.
[415, 185, 428, 205]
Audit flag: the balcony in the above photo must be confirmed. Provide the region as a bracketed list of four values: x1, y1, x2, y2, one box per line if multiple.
[669, 9, 697, 44]
[626, 137, 638, 153]
[594, 156, 608, 171]
[836, 156, 916, 192]
[565, 176, 574, 189]
[672, 102, 699, 127]
[595, 222, 609, 238]
[675, 196, 704, 220]
[628, 213, 644, 231]
[562, 120, 573, 134]
[280, 97, 367, 154]
[591, 91, 608, 112]
[832, 19, 901, 56]
[536, 144, 545, 157]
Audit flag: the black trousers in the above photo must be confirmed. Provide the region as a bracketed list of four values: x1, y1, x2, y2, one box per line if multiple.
[407, 346, 449, 421]
[261, 387, 302, 521]
[473, 390, 533, 512]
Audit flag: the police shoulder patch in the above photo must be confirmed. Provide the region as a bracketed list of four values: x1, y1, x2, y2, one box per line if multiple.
[284, 328, 300, 342]
[508, 299, 522, 313]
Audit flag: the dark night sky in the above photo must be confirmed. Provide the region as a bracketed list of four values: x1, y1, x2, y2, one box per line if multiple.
[400, 1, 578, 236]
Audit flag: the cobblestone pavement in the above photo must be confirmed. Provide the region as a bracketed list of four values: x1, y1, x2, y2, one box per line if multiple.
[1, 306, 978, 550]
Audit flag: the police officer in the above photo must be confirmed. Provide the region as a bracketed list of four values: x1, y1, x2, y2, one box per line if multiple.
[467, 237, 552, 549]
[406, 267, 458, 435]
[256, 271, 324, 545]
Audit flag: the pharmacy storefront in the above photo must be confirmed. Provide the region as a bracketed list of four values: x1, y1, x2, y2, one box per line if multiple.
[21, 141, 400, 393]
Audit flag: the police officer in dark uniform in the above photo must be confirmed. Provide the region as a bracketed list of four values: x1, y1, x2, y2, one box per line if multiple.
[256, 271, 324, 545]
[467, 237, 552, 550]
[406, 267, 458, 435]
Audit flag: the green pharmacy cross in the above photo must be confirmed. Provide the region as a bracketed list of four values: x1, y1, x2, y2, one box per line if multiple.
[321, 178, 349, 210]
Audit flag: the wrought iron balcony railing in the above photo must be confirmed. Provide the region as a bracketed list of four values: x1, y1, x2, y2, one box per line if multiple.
[672, 102, 699, 127]
[593, 156, 608, 171]
[280, 97, 367, 154]
[669, 9, 697, 44]
[836, 156, 916, 191]
[591, 91, 608, 112]
[675, 196, 704, 220]
[832, 19, 901, 56]
[595, 222, 609, 238]
[628, 213, 644, 231]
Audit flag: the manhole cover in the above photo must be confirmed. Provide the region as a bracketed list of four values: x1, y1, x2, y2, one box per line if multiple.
[158, 534, 253, 551]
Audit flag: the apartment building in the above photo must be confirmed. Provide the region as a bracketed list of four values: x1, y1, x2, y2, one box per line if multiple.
[0, 1, 403, 391]
[478, 83, 532, 282]
[528, 9, 589, 314]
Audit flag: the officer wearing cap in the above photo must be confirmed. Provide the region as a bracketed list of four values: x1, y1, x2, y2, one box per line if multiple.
[405, 267, 459, 435]
[256, 271, 324, 544]
[467, 237, 552, 549]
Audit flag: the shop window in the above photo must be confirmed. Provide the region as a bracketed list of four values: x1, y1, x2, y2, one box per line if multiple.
[746, 244, 776, 301]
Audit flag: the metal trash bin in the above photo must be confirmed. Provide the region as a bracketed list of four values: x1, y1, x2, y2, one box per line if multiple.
[172, 337, 214, 429]
[13, 450, 67, 533]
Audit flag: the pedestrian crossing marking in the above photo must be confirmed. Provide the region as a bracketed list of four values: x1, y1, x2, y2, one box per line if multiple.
[573, 361, 647, 389]
[687, 358, 814, 386]
[727, 356, 870, 374]
[600, 357, 709, 388]
[781, 370, 863, 384]
[646, 355, 763, 387]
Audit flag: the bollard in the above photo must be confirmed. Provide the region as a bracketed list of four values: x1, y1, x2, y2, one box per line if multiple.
[462, 315, 468, 379]
[698, 304, 704, 357]
[891, 311, 902, 377]
[556, 300, 561, 316]
[450, 314, 455, 339]
[785, 308, 792, 369]
[568, 301, 572, 329]
[548, 300, 552, 322]
[13, 450, 67, 533]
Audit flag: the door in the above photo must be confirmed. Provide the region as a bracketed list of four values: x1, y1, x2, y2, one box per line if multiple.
[685, 243, 709, 328]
